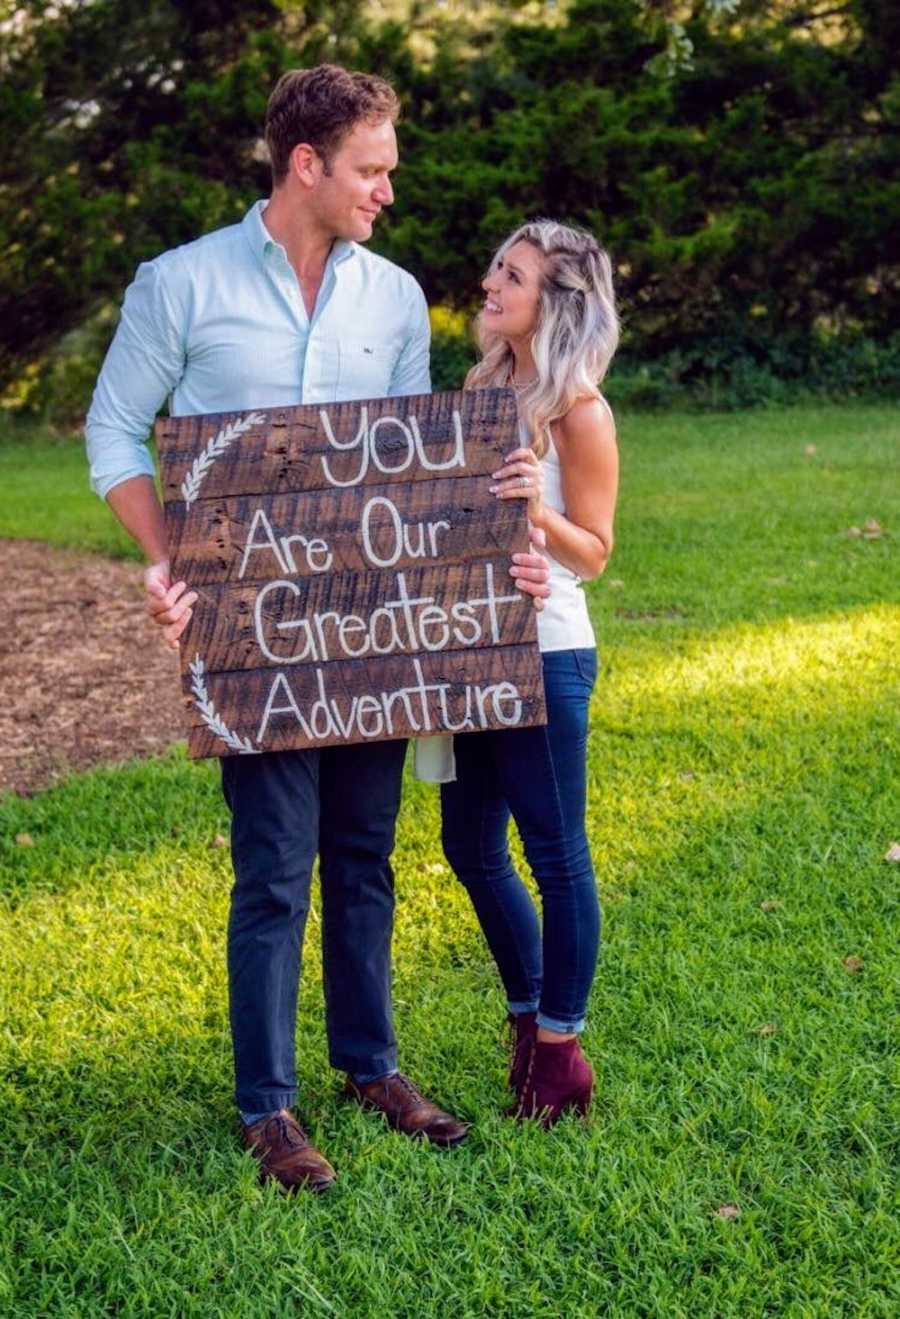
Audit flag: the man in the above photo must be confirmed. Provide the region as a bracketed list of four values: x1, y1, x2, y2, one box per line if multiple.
[86, 64, 549, 1193]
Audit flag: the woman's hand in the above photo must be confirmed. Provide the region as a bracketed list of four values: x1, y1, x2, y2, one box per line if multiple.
[510, 523, 550, 611]
[490, 446, 545, 527]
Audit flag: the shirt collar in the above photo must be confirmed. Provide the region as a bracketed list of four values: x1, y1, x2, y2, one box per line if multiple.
[241, 199, 357, 270]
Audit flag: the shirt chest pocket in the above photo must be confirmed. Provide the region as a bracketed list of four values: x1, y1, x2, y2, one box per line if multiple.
[335, 337, 399, 402]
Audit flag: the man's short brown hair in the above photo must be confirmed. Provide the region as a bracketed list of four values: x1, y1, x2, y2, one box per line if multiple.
[264, 64, 400, 184]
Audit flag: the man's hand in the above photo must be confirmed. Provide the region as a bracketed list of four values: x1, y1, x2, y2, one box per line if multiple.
[144, 557, 198, 651]
[509, 524, 551, 612]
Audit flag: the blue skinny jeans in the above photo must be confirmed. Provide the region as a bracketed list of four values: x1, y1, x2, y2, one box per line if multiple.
[440, 648, 600, 1034]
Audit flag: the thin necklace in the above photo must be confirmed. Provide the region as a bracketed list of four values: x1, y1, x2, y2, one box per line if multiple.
[509, 367, 538, 390]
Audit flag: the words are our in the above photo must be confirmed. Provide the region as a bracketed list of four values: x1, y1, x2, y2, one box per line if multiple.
[236, 405, 473, 579]
[238, 497, 450, 578]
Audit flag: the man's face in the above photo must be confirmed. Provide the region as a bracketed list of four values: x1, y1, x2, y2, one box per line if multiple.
[310, 117, 397, 243]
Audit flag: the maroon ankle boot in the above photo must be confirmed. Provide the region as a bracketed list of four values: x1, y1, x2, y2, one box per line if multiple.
[514, 1035, 594, 1127]
[506, 1011, 538, 1090]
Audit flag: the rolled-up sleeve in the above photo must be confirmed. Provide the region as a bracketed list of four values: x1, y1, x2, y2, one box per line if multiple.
[388, 281, 431, 398]
[85, 259, 186, 498]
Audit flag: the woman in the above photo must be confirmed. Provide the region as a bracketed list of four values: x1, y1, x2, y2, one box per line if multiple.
[441, 219, 619, 1124]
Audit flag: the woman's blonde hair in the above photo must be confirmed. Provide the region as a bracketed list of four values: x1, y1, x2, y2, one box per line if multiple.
[465, 219, 619, 457]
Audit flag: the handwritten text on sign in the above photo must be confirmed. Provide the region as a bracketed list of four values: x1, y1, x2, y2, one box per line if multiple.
[155, 389, 546, 758]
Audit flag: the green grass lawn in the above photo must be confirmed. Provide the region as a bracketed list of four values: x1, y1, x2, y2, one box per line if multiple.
[1, 404, 898, 1316]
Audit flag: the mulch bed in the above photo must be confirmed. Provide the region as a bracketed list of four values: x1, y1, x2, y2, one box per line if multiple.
[2, 540, 185, 797]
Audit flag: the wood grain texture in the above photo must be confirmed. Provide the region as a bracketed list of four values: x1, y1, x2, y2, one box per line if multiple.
[165, 476, 527, 586]
[179, 557, 536, 675]
[183, 644, 546, 757]
[155, 388, 546, 759]
[156, 390, 518, 502]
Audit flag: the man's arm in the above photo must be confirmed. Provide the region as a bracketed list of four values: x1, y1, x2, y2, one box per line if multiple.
[86, 259, 185, 501]
[86, 258, 197, 645]
[387, 282, 432, 399]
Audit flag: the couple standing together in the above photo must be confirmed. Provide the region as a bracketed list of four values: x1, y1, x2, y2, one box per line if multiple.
[86, 63, 620, 1193]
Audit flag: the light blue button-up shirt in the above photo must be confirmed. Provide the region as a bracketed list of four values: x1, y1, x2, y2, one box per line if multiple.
[85, 200, 432, 498]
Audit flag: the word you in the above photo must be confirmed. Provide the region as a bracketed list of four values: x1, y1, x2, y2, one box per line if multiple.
[318, 406, 465, 488]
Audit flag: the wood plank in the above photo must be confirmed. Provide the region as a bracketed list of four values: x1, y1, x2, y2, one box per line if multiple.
[155, 389, 518, 503]
[165, 476, 525, 586]
[155, 388, 546, 760]
[178, 557, 537, 674]
[181, 644, 546, 757]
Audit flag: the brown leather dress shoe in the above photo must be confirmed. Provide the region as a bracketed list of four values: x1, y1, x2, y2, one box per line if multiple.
[344, 1072, 469, 1146]
[241, 1109, 336, 1193]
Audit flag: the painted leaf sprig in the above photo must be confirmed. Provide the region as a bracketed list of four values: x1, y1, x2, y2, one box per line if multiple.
[189, 654, 258, 754]
[181, 412, 267, 505]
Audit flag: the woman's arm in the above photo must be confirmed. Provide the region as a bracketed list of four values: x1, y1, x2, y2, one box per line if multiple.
[490, 396, 618, 581]
[535, 398, 618, 580]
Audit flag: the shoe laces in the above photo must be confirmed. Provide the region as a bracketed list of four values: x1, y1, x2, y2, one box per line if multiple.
[390, 1072, 425, 1109]
[264, 1114, 307, 1149]
[515, 1047, 540, 1118]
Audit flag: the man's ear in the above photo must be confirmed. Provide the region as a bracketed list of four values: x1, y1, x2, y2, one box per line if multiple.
[289, 142, 321, 188]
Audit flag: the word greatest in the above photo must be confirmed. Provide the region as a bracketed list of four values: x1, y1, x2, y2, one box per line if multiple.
[254, 565, 519, 665]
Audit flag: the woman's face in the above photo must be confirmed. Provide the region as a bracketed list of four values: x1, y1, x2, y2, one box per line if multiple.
[481, 240, 543, 342]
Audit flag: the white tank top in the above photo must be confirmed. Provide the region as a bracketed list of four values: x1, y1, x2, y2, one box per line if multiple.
[535, 431, 596, 653]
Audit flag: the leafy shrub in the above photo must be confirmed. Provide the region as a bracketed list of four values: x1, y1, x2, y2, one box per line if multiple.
[6, 305, 899, 435]
[608, 331, 900, 411]
[427, 306, 900, 411]
[1, 309, 116, 433]
[429, 306, 477, 392]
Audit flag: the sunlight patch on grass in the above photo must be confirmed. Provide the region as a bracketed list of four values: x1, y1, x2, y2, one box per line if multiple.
[614, 604, 898, 705]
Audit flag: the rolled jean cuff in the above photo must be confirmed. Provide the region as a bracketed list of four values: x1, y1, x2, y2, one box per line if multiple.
[351, 1066, 399, 1086]
[330, 1049, 398, 1080]
[537, 1011, 585, 1035]
[508, 999, 540, 1015]
[235, 1089, 296, 1114]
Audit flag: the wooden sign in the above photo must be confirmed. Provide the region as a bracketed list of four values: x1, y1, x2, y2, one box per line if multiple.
[155, 389, 546, 758]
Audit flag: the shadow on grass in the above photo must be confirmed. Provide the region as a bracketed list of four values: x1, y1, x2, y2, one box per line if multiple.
[0, 746, 225, 904]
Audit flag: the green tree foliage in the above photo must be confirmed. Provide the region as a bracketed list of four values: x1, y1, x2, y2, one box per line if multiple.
[378, 0, 900, 355]
[1, 0, 897, 415]
[0, 0, 362, 387]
